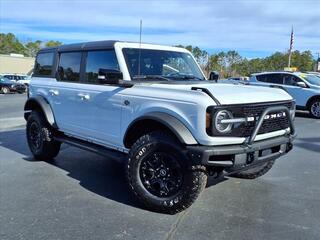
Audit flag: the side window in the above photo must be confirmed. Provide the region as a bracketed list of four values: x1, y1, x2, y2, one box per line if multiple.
[256, 74, 283, 84]
[283, 74, 294, 85]
[256, 74, 268, 83]
[58, 52, 82, 82]
[4, 75, 13, 80]
[34, 52, 54, 76]
[283, 74, 304, 86]
[85, 50, 119, 83]
[267, 74, 283, 84]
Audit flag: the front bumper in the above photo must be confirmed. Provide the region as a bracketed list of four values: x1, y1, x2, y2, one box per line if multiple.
[187, 105, 295, 170]
[187, 134, 295, 169]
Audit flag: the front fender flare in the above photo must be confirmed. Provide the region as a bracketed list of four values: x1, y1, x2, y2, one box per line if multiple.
[24, 96, 57, 128]
[125, 112, 198, 145]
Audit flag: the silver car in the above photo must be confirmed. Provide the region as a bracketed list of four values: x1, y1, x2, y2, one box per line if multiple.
[250, 72, 320, 118]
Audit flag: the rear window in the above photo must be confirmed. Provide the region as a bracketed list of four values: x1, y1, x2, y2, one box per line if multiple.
[34, 52, 54, 76]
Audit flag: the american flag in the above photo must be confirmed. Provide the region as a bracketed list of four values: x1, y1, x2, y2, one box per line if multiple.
[289, 26, 294, 51]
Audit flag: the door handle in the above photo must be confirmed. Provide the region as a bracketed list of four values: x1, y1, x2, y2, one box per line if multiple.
[49, 89, 59, 96]
[77, 93, 90, 100]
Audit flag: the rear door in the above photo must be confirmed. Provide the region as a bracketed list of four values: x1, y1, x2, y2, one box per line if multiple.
[49, 51, 84, 134]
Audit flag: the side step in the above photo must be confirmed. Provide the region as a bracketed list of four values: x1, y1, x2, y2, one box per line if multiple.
[54, 134, 127, 162]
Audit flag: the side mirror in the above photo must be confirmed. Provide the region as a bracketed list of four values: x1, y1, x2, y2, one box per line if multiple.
[209, 71, 219, 81]
[98, 68, 123, 84]
[296, 81, 307, 88]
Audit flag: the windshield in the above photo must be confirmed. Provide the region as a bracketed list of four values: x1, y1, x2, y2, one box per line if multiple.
[122, 48, 205, 81]
[300, 74, 320, 86]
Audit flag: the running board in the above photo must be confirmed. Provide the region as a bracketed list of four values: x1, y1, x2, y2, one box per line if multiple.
[54, 135, 127, 162]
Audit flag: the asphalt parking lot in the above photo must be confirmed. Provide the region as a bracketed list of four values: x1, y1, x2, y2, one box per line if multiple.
[0, 94, 319, 240]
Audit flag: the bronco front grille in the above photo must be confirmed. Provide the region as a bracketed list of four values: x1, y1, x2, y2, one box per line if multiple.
[207, 101, 293, 137]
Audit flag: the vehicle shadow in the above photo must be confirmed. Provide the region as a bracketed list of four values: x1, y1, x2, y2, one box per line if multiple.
[0, 128, 225, 212]
[295, 137, 320, 153]
[0, 128, 144, 210]
[295, 110, 312, 119]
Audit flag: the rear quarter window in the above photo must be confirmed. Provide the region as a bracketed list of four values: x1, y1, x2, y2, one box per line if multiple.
[34, 52, 54, 76]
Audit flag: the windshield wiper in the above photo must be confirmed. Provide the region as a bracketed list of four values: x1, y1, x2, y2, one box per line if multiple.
[168, 73, 204, 81]
[132, 75, 170, 81]
[184, 75, 204, 81]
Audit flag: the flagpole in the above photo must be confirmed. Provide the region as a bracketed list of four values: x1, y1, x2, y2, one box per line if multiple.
[288, 26, 293, 68]
[288, 50, 292, 68]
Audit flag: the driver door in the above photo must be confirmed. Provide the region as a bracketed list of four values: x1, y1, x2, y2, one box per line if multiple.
[282, 74, 309, 106]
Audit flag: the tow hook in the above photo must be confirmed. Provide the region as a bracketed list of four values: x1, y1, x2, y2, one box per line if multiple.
[246, 152, 255, 164]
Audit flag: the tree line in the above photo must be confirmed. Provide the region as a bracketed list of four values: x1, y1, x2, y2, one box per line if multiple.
[0, 33, 316, 77]
[177, 45, 315, 77]
[0, 33, 62, 58]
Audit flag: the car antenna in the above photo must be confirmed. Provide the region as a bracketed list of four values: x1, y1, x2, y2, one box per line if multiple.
[138, 19, 142, 78]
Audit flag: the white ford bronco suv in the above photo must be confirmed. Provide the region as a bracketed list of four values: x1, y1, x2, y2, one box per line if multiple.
[25, 41, 295, 213]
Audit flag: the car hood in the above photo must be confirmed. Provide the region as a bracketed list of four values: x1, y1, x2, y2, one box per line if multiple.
[309, 84, 320, 90]
[0, 81, 14, 85]
[148, 82, 292, 105]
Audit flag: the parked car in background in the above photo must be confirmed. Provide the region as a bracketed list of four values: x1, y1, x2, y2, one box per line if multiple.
[17, 75, 31, 86]
[0, 76, 26, 94]
[250, 72, 320, 118]
[2, 74, 22, 81]
[217, 76, 249, 85]
[1, 74, 31, 86]
[228, 76, 249, 81]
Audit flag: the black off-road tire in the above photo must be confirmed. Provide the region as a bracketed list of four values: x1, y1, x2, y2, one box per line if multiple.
[127, 131, 207, 214]
[26, 111, 61, 160]
[309, 98, 320, 119]
[231, 160, 275, 179]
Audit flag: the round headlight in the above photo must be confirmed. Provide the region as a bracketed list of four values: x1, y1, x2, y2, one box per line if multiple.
[214, 110, 233, 133]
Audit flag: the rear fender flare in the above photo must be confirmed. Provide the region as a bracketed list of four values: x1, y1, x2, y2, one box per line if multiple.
[24, 96, 57, 128]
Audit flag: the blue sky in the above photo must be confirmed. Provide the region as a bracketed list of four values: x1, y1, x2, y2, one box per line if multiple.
[0, 0, 319, 58]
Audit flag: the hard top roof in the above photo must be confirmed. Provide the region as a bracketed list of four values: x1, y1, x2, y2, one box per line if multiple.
[38, 40, 188, 54]
[251, 71, 303, 76]
[39, 40, 120, 52]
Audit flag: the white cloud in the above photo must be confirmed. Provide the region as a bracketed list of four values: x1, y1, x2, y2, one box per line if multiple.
[1, 0, 319, 56]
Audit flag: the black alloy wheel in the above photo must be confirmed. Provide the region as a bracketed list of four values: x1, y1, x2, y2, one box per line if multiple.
[26, 111, 61, 160]
[139, 151, 183, 198]
[127, 131, 208, 214]
[28, 121, 42, 151]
